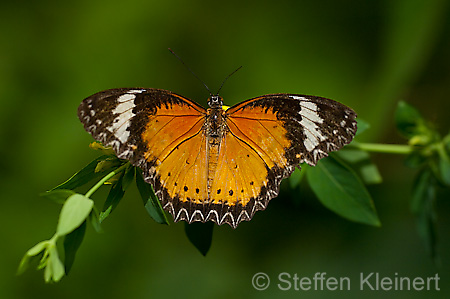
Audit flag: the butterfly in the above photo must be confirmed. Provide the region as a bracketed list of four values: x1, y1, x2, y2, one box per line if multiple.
[78, 88, 357, 228]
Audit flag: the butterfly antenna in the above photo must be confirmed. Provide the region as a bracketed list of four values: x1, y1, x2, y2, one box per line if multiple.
[168, 48, 212, 96]
[216, 65, 242, 95]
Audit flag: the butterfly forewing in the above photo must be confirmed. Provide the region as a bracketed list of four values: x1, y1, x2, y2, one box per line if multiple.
[78, 88, 205, 160]
[226, 94, 357, 166]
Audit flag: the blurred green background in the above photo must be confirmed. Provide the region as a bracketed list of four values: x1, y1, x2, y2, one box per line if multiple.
[1, 0, 450, 298]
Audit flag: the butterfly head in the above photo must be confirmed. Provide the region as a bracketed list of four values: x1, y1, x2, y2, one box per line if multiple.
[208, 95, 223, 108]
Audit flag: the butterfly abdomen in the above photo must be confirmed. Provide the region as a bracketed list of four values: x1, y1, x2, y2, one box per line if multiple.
[205, 107, 227, 199]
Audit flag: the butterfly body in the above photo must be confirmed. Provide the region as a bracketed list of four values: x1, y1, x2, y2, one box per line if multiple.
[78, 88, 357, 228]
[204, 104, 227, 197]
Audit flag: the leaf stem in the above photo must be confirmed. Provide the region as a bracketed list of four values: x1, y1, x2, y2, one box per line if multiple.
[348, 142, 413, 155]
[85, 163, 129, 198]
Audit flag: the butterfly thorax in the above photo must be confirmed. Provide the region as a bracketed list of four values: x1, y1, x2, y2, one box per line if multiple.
[205, 104, 227, 197]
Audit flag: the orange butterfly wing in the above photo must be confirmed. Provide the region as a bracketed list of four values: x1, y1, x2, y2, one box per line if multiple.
[207, 94, 358, 227]
[78, 88, 211, 221]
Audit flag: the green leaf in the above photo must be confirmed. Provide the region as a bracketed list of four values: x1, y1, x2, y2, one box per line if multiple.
[359, 163, 382, 185]
[289, 167, 305, 189]
[51, 155, 120, 191]
[26, 240, 48, 256]
[444, 132, 450, 152]
[411, 170, 434, 213]
[89, 207, 103, 233]
[395, 101, 424, 138]
[306, 155, 380, 226]
[411, 170, 438, 263]
[44, 258, 52, 282]
[184, 221, 214, 256]
[121, 166, 135, 191]
[404, 151, 427, 168]
[40, 189, 75, 204]
[46, 245, 65, 283]
[63, 221, 86, 275]
[439, 157, 450, 186]
[336, 150, 382, 185]
[17, 241, 49, 275]
[37, 249, 49, 270]
[437, 143, 450, 186]
[56, 194, 94, 236]
[136, 171, 169, 225]
[94, 159, 120, 173]
[99, 173, 126, 223]
[355, 119, 370, 136]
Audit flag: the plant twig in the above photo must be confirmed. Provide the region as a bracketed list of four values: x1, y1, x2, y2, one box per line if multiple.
[348, 142, 413, 155]
[85, 162, 129, 198]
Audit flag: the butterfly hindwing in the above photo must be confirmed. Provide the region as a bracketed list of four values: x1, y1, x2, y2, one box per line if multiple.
[207, 127, 278, 226]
